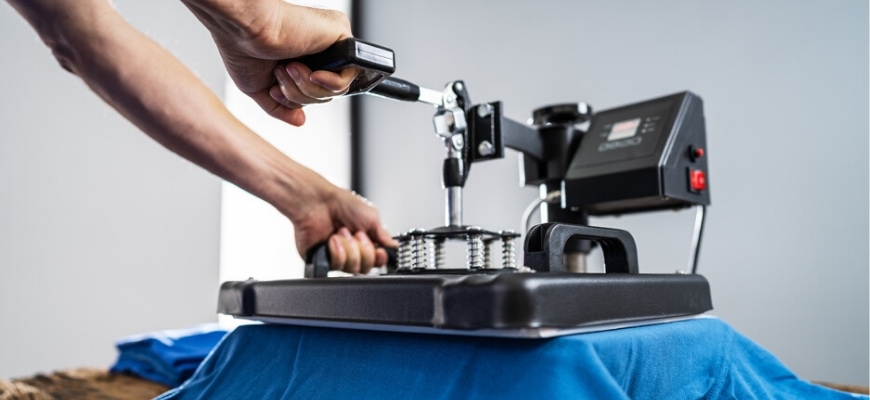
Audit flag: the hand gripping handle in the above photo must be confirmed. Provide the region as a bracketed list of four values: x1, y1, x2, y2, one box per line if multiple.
[523, 223, 640, 274]
[294, 38, 396, 95]
[304, 243, 398, 278]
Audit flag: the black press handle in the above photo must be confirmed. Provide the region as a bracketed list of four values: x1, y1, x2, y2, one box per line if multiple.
[304, 243, 399, 278]
[523, 223, 640, 274]
[293, 38, 396, 95]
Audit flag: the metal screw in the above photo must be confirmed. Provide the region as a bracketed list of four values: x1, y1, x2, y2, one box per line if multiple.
[443, 94, 456, 106]
[453, 82, 464, 92]
[478, 140, 494, 156]
[477, 103, 492, 118]
[451, 134, 464, 150]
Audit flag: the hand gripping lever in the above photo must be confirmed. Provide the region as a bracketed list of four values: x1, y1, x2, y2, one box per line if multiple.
[305, 244, 398, 278]
[294, 38, 442, 106]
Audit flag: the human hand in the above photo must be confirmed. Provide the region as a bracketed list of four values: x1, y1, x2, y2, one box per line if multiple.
[291, 185, 397, 274]
[182, 0, 358, 126]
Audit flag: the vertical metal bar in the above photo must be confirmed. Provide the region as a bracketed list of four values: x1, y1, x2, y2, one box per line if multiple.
[687, 206, 706, 274]
[446, 187, 462, 226]
[349, 0, 364, 194]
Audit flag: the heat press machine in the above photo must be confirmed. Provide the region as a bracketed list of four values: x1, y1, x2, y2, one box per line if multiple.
[218, 39, 713, 338]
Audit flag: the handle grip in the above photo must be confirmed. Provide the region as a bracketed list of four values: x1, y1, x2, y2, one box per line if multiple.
[523, 223, 640, 274]
[304, 243, 399, 278]
[368, 77, 423, 102]
[293, 38, 396, 95]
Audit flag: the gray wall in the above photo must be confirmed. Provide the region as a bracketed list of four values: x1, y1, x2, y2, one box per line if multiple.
[361, 1, 869, 385]
[0, 1, 223, 378]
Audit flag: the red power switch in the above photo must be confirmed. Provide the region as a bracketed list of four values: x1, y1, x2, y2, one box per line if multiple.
[689, 169, 707, 191]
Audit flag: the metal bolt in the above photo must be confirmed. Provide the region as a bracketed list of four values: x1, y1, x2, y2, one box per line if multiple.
[454, 82, 464, 92]
[478, 140, 494, 156]
[451, 134, 464, 150]
[443, 94, 456, 106]
[476, 103, 492, 118]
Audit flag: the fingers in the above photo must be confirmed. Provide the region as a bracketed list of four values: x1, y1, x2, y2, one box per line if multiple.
[268, 86, 304, 109]
[274, 63, 333, 104]
[326, 228, 381, 274]
[374, 248, 388, 267]
[250, 90, 306, 126]
[327, 235, 346, 271]
[309, 66, 359, 93]
[272, 62, 354, 106]
[370, 223, 399, 249]
[355, 231, 376, 274]
[337, 228, 361, 273]
[329, 228, 360, 274]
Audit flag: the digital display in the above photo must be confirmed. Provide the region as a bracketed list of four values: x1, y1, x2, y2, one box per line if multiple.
[606, 118, 641, 141]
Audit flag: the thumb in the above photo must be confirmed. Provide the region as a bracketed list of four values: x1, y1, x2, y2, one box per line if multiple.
[370, 224, 398, 248]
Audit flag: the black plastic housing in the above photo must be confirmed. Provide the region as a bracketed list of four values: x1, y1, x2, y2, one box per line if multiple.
[563, 92, 710, 215]
[218, 273, 712, 331]
[221, 223, 713, 336]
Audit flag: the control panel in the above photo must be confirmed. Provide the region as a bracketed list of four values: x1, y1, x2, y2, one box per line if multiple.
[563, 91, 710, 215]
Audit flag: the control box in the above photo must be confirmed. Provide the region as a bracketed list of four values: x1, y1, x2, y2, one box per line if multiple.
[562, 91, 710, 215]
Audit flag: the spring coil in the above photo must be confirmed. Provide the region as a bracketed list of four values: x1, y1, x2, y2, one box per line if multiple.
[426, 239, 436, 269]
[467, 233, 484, 269]
[397, 238, 412, 270]
[412, 234, 427, 269]
[502, 235, 517, 269]
[482, 240, 493, 269]
[433, 239, 445, 269]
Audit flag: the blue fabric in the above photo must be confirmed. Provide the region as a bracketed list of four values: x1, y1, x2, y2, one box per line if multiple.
[110, 323, 229, 388]
[158, 318, 866, 399]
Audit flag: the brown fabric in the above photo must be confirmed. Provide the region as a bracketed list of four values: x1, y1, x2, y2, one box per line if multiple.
[0, 368, 170, 400]
[3, 368, 867, 398]
[815, 381, 870, 395]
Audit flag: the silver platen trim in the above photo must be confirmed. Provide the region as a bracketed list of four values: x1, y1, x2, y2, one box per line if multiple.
[237, 314, 712, 339]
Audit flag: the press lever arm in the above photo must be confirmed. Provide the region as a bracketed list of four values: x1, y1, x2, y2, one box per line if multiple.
[369, 77, 443, 107]
[294, 38, 441, 106]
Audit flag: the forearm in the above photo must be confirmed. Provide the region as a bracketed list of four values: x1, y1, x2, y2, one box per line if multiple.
[7, 0, 329, 222]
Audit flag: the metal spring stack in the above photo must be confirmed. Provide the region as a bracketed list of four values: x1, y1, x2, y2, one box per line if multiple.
[467, 231, 485, 269]
[394, 227, 520, 271]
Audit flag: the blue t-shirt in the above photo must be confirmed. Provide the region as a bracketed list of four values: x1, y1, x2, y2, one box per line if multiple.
[159, 317, 866, 399]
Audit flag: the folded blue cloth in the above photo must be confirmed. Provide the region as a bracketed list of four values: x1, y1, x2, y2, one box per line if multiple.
[157, 317, 866, 399]
[110, 323, 229, 388]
